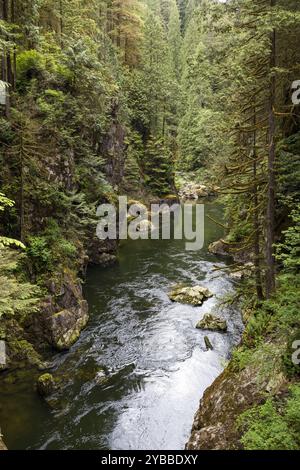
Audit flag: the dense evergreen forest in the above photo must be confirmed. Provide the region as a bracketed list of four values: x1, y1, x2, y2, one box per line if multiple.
[0, 0, 300, 451]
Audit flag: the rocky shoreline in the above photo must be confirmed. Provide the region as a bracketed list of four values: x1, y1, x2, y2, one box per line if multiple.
[0, 238, 118, 372]
[186, 238, 251, 450]
[185, 238, 293, 450]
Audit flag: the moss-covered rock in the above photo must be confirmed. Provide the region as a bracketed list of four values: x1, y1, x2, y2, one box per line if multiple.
[49, 306, 89, 351]
[169, 285, 213, 306]
[39, 271, 89, 351]
[196, 313, 227, 332]
[37, 373, 56, 397]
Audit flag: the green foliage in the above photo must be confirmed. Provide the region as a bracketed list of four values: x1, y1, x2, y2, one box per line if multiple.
[0, 249, 41, 321]
[122, 132, 143, 194]
[0, 193, 14, 212]
[276, 205, 300, 273]
[238, 386, 300, 450]
[282, 329, 300, 378]
[25, 219, 77, 276]
[142, 136, 174, 196]
[26, 236, 53, 274]
[16, 50, 47, 89]
[230, 273, 300, 377]
[277, 133, 300, 204]
[0, 193, 25, 249]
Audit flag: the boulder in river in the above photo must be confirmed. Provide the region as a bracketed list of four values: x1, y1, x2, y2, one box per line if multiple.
[169, 285, 213, 306]
[49, 306, 89, 351]
[37, 373, 56, 397]
[95, 369, 108, 385]
[209, 238, 253, 264]
[196, 314, 227, 332]
[208, 239, 230, 257]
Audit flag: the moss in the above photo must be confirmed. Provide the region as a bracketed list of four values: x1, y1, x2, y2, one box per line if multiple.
[8, 339, 43, 368]
[37, 373, 56, 397]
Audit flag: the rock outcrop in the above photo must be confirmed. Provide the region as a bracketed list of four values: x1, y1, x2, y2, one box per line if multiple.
[209, 239, 253, 264]
[186, 366, 265, 450]
[169, 285, 213, 306]
[196, 313, 227, 332]
[25, 271, 88, 352]
[87, 237, 118, 267]
[208, 239, 230, 257]
[42, 272, 89, 351]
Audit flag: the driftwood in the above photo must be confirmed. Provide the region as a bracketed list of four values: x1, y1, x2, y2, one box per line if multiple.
[204, 336, 213, 351]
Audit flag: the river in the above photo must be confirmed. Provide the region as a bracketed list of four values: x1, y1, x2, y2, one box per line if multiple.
[0, 201, 243, 450]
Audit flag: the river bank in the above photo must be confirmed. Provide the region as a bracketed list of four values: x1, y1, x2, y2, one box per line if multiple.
[186, 272, 300, 450]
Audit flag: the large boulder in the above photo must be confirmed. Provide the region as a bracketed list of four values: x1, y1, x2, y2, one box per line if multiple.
[31, 272, 90, 351]
[208, 239, 230, 257]
[169, 285, 213, 306]
[196, 313, 227, 332]
[48, 305, 88, 351]
[209, 239, 253, 264]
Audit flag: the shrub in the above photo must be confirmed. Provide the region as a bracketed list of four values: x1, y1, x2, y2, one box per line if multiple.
[26, 236, 53, 274]
[25, 220, 77, 276]
[238, 386, 300, 450]
[16, 50, 46, 90]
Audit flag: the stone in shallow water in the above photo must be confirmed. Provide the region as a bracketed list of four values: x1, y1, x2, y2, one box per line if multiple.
[168, 285, 213, 306]
[196, 313, 227, 332]
[36, 373, 56, 397]
[94, 369, 108, 385]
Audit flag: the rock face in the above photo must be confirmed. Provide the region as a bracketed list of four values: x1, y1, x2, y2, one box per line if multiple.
[209, 238, 253, 264]
[28, 272, 89, 351]
[186, 366, 265, 450]
[48, 306, 88, 351]
[88, 237, 118, 267]
[196, 313, 227, 332]
[169, 285, 213, 306]
[37, 373, 56, 397]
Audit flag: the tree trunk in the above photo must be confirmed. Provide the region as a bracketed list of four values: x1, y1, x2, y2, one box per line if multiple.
[253, 107, 263, 300]
[266, 2, 276, 298]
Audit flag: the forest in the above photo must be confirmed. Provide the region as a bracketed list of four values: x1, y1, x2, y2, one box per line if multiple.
[0, 0, 300, 453]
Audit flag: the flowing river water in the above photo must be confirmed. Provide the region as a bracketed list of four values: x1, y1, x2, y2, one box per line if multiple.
[0, 201, 243, 450]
